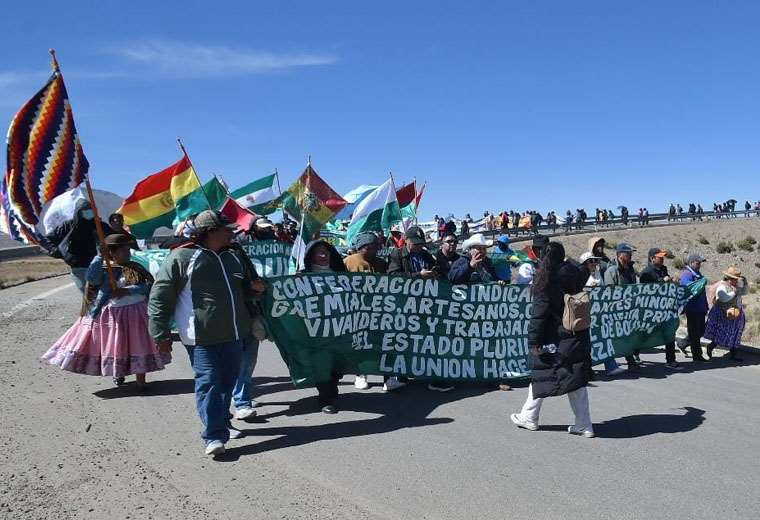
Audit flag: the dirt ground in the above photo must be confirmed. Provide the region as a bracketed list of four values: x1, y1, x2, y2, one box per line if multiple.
[0, 256, 69, 288]
[551, 216, 760, 344]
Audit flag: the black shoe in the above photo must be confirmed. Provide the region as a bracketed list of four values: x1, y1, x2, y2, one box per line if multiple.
[321, 404, 338, 414]
[113, 377, 125, 386]
[706, 343, 715, 360]
[692, 356, 707, 363]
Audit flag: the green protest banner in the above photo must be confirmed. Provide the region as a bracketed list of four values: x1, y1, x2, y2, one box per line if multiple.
[262, 273, 688, 386]
[130, 240, 292, 279]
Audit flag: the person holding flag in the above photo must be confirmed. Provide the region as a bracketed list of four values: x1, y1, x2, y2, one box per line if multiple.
[42, 234, 170, 389]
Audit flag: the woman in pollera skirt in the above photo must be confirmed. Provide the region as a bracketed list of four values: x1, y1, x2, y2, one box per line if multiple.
[704, 266, 749, 362]
[42, 234, 171, 390]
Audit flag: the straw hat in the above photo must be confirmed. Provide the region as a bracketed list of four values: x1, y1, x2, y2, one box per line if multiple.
[723, 266, 742, 279]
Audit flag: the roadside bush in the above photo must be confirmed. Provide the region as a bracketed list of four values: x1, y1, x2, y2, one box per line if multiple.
[755, 262, 760, 269]
[745, 236, 757, 245]
[736, 238, 755, 252]
[696, 235, 709, 245]
[716, 241, 734, 254]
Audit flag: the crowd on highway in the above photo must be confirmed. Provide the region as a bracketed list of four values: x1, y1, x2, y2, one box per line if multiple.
[36, 201, 753, 456]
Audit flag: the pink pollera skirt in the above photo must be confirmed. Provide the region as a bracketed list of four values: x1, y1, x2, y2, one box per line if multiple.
[42, 300, 171, 377]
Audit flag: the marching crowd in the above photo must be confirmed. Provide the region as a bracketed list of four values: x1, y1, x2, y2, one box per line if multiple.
[39, 202, 751, 456]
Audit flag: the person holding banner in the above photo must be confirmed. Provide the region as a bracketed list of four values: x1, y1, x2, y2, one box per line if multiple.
[149, 210, 257, 456]
[301, 239, 350, 413]
[434, 233, 462, 279]
[604, 243, 642, 372]
[343, 232, 398, 392]
[640, 248, 683, 370]
[511, 242, 595, 438]
[42, 234, 169, 389]
[680, 253, 710, 362]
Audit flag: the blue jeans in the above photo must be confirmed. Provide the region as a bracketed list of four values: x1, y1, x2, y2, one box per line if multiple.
[188, 340, 244, 444]
[233, 337, 259, 410]
[604, 357, 620, 373]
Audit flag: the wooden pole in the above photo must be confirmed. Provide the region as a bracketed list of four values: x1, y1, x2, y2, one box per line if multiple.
[48, 50, 117, 291]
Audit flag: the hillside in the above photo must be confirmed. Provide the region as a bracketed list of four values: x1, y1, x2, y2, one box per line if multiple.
[550, 217, 760, 344]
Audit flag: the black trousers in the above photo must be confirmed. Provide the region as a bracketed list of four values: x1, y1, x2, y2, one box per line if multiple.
[664, 342, 676, 363]
[315, 373, 342, 406]
[686, 312, 707, 360]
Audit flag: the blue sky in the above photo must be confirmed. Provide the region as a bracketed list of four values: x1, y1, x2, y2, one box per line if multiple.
[2, 1, 759, 221]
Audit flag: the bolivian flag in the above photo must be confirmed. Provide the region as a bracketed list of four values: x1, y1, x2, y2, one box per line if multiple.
[118, 155, 208, 238]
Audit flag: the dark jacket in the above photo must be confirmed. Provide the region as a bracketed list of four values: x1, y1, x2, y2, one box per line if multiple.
[435, 250, 461, 279]
[303, 240, 346, 273]
[447, 255, 497, 284]
[639, 263, 670, 284]
[387, 246, 436, 275]
[528, 261, 592, 398]
[46, 212, 112, 268]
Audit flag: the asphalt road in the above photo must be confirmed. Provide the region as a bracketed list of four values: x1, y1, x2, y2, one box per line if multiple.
[1, 277, 758, 520]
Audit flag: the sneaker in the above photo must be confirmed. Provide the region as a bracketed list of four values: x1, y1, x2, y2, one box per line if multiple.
[510, 413, 538, 431]
[665, 362, 684, 370]
[228, 427, 244, 440]
[354, 375, 369, 390]
[250, 399, 260, 408]
[607, 367, 627, 376]
[204, 440, 225, 456]
[321, 404, 338, 414]
[382, 377, 407, 392]
[234, 406, 257, 420]
[498, 383, 512, 391]
[428, 383, 455, 392]
[568, 425, 595, 438]
[677, 344, 691, 358]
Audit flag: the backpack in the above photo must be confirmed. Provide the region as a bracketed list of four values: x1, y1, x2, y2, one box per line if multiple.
[563, 291, 592, 333]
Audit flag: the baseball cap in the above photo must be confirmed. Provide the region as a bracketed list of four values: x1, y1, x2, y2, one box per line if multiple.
[647, 247, 668, 259]
[193, 210, 237, 231]
[532, 235, 549, 248]
[496, 235, 511, 247]
[687, 253, 707, 263]
[405, 226, 427, 245]
[616, 242, 636, 254]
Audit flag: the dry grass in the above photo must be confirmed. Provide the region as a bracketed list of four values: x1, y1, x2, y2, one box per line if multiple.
[0, 257, 69, 288]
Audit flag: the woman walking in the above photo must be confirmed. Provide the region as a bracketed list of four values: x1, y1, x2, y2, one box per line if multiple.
[301, 239, 349, 414]
[510, 242, 595, 438]
[43, 234, 170, 390]
[704, 267, 748, 361]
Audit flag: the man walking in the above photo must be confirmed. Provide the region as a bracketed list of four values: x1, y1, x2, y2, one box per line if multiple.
[640, 248, 683, 370]
[680, 253, 710, 362]
[149, 210, 258, 457]
[604, 243, 642, 371]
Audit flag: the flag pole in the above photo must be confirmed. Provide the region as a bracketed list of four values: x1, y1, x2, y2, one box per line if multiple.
[177, 138, 213, 209]
[48, 49, 117, 291]
[274, 168, 283, 196]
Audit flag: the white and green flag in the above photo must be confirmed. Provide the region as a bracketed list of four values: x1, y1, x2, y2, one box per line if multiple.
[230, 173, 280, 215]
[345, 178, 402, 247]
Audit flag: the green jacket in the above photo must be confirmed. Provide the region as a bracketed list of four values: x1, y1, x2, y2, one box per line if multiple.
[148, 245, 255, 346]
